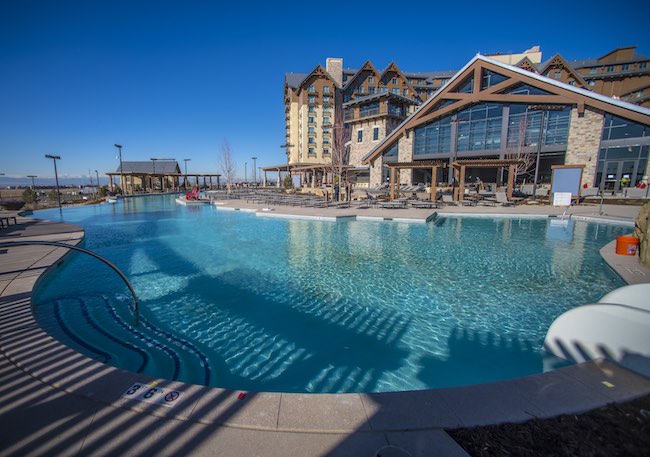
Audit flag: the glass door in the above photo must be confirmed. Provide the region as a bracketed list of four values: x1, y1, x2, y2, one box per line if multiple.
[601, 161, 620, 193]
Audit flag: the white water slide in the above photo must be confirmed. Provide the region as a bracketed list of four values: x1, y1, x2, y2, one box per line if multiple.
[544, 283, 650, 377]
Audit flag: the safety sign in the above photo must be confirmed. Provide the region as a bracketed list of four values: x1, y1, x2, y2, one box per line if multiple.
[122, 382, 182, 408]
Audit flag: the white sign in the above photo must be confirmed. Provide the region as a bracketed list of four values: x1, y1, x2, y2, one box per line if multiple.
[553, 192, 572, 207]
[122, 382, 182, 408]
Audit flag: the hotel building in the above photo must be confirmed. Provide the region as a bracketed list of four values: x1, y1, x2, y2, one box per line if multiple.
[282, 47, 650, 192]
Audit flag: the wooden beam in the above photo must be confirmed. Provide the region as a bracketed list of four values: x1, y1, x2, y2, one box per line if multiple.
[459, 165, 466, 201]
[430, 166, 438, 202]
[507, 165, 515, 199]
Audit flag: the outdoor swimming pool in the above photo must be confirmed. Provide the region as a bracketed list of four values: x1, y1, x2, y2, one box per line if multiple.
[33, 195, 627, 393]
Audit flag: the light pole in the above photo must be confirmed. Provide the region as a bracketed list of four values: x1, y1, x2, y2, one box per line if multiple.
[88, 169, 94, 199]
[95, 170, 100, 196]
[183, 158, 191, 190]
[244, 162, 247, 183]
[252, 156, 257, 185]
[45, 154, 62, 208]
[27, 175, 37, 189]
[0, 173, 4, 199]
[114, 144, 123, 194]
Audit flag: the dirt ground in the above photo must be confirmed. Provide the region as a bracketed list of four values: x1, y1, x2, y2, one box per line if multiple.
[448, 394, 650, 457]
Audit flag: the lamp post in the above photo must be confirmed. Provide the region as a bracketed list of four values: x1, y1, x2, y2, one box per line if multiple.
[183, 158, 191, 190]
[95, 170, 100, 196]
[244, 162, 247, 183]
[114, 144, 123, 194]
[27, 175, 37, 189]
[0, 173, 4, 199]
[150, 158, 158, 192]
[252, 156, 257, 185]
[45, 154, 62, 208]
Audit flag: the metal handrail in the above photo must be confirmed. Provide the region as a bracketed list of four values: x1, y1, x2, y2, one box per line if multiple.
[0, 240, 139, 326]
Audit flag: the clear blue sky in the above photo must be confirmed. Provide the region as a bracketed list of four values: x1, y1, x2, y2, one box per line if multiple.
[1, 0, 648, 185]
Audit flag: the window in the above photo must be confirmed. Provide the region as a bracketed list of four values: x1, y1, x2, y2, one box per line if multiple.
[413, 116, 452, 155]
[481, 69, 509, 89]
[308, 85, 315, 93]
[391, 88, 401, 95]
[380, 87, 388, 93]
[308, 106, 315, 112]
[640, 62, 648, 69]
[368, 76, 375, 83]
[323, 137, 330, 144]
[323, 96, 330, 103]
[373, 127, 379, 141]
[403, 88, 408, 95]
[323, 149, 330, 155]
[308, 127, 315, 134]
[308, 148, 316, 157]
[622, 64, 629, 71]
[308, 95, 315, 104]
[323, 117, 330, 124]
[368, 86, 376, 94]
[392, 77, 398, 85]
[589, 68, 597, 75]
[602, 114, 649, 140]
[607, 66, 614, 72]
[588, 81, 596, 86]
[456, 103, 503, 152]
[507, 105, 571, 147]
[308, 116, 315, 123]
[554, 71, 562, 79]
[569, 80, 576, 86]
[323, 86, 330, 93]
[308, 137, 315, 143]
[357, 130, 363, 143]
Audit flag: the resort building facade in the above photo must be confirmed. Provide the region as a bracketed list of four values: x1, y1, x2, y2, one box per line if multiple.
[362, 55, 650, 193]
[282, 46, 650, 193]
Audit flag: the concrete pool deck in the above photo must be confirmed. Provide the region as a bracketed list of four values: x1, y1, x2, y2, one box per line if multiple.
[1, 205, 649, 456]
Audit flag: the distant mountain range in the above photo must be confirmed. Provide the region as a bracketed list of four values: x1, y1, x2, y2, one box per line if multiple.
[0, 176, 110, 188]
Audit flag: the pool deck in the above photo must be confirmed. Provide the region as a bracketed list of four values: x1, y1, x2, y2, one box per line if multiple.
[1, 205, 649, 456]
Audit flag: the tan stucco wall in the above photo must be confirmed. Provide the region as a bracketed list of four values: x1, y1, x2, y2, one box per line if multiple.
[565, 107, 605, 186]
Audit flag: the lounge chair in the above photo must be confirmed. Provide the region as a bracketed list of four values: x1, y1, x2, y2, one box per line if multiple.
[495, 191, 515, 207]
[441, 195, 457, 206]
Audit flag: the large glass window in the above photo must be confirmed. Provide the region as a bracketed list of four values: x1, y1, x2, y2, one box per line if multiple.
[481, 69, 509, 90]
[456, 103, 502, 152]
[359, 102, 379, 118]
[501, 83, 553, 96]
[602, 114, 649, 140]
[413, 117, 452, 155]
[384, 141, 398, 157]
[507, 105, 571, 147]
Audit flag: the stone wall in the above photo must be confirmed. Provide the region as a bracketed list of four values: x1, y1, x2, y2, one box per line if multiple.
[565, 107, 604, 186]
[369, 157, 384, 189]
[349, 120, 386, 167]
[397, 134, 413, 185]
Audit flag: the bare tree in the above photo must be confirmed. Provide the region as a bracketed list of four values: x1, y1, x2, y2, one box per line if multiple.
[323, 91, 351, 201]
[505, 116, 535, 184]
[217, 139, 237, 193]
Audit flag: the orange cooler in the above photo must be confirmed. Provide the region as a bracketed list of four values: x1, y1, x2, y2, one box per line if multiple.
[615, 236, 639, 256]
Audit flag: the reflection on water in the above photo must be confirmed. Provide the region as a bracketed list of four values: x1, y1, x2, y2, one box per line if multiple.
[32, 197, 627, 392]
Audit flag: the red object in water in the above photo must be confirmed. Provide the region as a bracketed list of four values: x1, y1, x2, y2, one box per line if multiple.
[238, 392, 246, 400]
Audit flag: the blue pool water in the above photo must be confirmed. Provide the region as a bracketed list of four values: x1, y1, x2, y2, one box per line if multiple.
[32, 195, 627, 393]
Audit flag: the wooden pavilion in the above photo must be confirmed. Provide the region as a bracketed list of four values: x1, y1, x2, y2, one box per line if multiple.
[450, 158, 525, 200]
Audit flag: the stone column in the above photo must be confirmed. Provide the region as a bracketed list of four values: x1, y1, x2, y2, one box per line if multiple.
[565, 107, 605, 187]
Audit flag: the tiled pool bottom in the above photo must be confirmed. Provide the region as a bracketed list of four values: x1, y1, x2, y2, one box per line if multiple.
[2, 217, 650, 457]
[32, 197, 627, 393]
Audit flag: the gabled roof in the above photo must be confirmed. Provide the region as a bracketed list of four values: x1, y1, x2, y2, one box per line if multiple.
[570, 47, 650, 69]
[362, 54, 650, 165]
[343, 60, 380, 90]
[116, 161, 180, 174]
[515, 56, 540, 74]
[538, 53, 589, 88]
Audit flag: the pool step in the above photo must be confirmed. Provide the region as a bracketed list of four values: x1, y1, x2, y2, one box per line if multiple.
[40, 296, 211, 384]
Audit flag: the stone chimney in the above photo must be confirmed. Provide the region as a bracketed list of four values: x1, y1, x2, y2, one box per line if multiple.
[326, 57, 343, 87]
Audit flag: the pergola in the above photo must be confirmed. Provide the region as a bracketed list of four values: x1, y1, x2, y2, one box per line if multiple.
[106, 172, 222, 194]
[450, 158, 525, 200]
[385, 160, 447, 201]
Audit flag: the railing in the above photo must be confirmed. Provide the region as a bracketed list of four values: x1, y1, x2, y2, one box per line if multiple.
[0, 240, 140, 326]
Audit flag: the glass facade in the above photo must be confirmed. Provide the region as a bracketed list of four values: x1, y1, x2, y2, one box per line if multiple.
[456, 103, 502, 151]
[481, 69, 508, 90]
[601, 114, 650, 140]
[413, 117, 452, 156]
[384, 141, 398, 157]
[507, 105, 571, 147]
